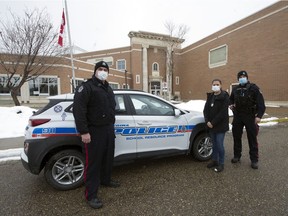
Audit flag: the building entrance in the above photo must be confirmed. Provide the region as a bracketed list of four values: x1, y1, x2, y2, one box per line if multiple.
[150, 81, 161, 96]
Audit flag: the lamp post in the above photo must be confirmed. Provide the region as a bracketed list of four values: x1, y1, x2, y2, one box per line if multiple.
[124, 70, 127, 89]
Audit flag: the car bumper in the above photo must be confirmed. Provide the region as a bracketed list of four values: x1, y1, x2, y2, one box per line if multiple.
[20, 149, 31, 173]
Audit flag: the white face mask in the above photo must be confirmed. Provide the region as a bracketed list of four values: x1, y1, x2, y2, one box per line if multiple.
[239, 77, 248, 85]
[97, 70, 108, 81]
[212, 85, 220, 92]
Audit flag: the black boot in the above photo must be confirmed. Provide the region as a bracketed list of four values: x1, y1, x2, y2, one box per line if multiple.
[207, 161, 218, 168]
[214, 164, 224, 172]
[231, 157, 240, 163]
[251, 162, 258, 169]
[87, 198, 103, 209]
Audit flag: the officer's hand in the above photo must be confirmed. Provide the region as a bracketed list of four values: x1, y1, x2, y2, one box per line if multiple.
[81, 133, 91, 143]
[255, 117, 261, 124]
[207, 122, 213, 128]
[229, 104, 235, 110]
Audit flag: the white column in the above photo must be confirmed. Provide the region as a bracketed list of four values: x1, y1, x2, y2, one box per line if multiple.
[142, 44, 149, 92]
[20, 82, 29, 103]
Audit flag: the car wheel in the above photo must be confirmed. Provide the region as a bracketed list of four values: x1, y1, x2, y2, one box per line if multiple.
[44, 150, 85, 191]
[192, 132, 212, 161]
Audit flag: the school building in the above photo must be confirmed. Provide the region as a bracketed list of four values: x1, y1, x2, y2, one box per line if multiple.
[0, 1, 287, 104]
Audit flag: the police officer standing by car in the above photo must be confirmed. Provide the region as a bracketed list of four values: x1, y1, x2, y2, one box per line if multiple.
[73, 61, 120, 209]
[229, 70, 266, 169]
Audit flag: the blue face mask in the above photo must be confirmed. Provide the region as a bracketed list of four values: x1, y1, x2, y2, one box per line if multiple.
[239, 77, 248, 85]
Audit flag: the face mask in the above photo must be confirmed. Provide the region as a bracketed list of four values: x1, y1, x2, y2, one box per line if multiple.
[239, 77, 248, 85]
[97, 70, 108, 81]
[212, 85, 220, 92]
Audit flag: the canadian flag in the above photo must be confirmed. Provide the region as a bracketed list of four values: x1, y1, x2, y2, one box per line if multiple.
[58, 10, 65, 47]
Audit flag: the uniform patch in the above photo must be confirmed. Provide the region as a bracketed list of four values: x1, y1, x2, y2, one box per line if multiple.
[78, 86, 84, 93]
[54, 105, 63, 113]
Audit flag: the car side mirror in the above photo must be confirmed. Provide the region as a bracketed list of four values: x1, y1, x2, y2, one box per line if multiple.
[174, 109, 181, 117]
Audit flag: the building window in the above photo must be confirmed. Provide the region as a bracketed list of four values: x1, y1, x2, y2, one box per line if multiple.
[72, 78, 85, 92]
[136, 75, 140, 84]
[209, 44, 228, 68]
[87, 57, 113, 67]
[28, 76, 58, 96]
[152, 62, 159, 71]
[122, 84, 129, 89]
[175, 76, 179, 85]
[109, 82, 119, 89]
[117, 59, 126, 71]
[0, 75, 21, 95]
[75, 79, 85, 88]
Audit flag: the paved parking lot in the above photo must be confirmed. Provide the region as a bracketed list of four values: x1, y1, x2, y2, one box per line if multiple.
[0, 121, 287, 215]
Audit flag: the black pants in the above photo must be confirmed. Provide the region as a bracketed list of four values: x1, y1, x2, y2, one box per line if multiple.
[84, 124, 115, 201]
[232, 113, 259, 162]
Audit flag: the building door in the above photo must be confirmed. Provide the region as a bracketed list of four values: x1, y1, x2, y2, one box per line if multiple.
[150, 81, 161, 96]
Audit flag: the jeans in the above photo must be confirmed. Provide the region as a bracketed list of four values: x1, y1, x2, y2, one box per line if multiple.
[210, 132, 226, 165]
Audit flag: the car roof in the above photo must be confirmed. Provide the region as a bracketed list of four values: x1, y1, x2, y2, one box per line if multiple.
[47, 89, 150, 100]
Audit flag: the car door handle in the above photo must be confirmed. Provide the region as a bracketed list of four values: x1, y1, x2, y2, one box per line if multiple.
[137, 121, 152, 125]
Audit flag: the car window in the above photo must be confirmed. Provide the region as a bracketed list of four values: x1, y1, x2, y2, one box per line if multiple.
[130, 94, 174, 116]
[115, 95, 127, 115]
[65, 95, 127, 115]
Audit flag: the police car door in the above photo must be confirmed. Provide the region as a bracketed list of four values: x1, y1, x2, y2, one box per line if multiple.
[114, 94, 137, 159]
[129, 94, 190, 155]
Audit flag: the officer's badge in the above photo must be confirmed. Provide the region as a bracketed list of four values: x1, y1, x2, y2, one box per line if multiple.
[78, 86, 84, 93]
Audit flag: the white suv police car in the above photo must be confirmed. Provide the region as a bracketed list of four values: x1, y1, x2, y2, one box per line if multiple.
[21, 90, 212, 190]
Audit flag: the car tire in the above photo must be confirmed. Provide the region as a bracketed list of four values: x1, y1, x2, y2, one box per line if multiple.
[191, 132, 212, 161]
[44, 150, 85, 191]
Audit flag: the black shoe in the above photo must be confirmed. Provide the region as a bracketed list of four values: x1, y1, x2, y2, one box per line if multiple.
[101, 180, 120, 188]
[214, 164, 224, 172]
[207, 161, 219, 168]
[251, 162, 258, 169]
[231, 157, 240, 163]
[87, 198, 103, 209]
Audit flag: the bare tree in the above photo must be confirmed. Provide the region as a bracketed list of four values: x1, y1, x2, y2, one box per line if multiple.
[0, 8, 66, 106]
[164, 21, 189, 100]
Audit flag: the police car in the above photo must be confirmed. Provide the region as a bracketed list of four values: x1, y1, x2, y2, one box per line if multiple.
[21, 90, 212, 190]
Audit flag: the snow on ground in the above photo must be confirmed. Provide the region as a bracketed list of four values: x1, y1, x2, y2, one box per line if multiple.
[0, 100, 282, 162]
[0, 106, 37, 139]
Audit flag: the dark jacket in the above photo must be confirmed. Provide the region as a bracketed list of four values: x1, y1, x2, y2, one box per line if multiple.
[73, 76, 116, 134]
[229, 81, 265, 118]
[203, 90, 229, 133]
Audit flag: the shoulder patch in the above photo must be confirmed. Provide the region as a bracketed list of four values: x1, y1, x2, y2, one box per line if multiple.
[78, 85, 84, 93]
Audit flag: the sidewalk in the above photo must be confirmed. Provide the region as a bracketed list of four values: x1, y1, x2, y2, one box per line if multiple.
[265, 101, 288, 108]
[0, 137, 24, 150]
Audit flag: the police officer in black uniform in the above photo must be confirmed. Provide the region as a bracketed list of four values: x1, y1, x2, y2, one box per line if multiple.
[229, 70, 265, 169]
[73, 61, 120, 209]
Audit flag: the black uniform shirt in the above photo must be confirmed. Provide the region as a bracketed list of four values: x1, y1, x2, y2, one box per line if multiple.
[229, 81, 265, 118]
[73, 76, 116, 134]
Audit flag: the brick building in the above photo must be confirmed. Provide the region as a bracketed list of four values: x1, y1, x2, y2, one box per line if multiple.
[0, 1, 287, 104]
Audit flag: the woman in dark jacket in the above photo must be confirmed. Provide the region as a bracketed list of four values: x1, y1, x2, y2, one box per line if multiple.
[203, 79, 229, 172]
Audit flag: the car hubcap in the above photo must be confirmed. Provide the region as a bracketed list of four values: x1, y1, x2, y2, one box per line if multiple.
[198, 136, 212, 158]
[52, 155, 84, 185]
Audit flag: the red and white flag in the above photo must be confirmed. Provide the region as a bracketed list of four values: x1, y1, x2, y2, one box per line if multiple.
[58, 10, 66, 47]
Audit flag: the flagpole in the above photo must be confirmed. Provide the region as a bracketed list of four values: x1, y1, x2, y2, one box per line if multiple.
[64, 0, 76, 93]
